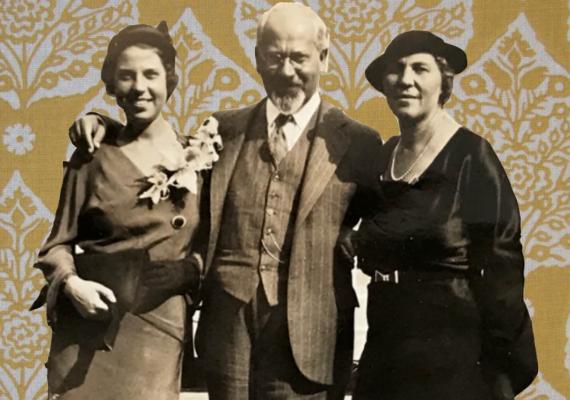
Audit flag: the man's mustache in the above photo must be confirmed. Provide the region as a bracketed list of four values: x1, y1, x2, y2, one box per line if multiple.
[270, 78, 303, 91]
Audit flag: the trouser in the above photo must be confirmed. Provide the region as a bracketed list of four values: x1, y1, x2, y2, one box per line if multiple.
[197, 284, 351, 400]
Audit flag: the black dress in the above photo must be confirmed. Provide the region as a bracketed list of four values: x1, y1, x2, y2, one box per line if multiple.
[353, 128, 537, 400]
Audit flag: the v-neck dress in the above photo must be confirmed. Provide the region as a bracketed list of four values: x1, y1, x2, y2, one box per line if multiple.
[353, 128, 536, 400]
[36, 142, 202, 400]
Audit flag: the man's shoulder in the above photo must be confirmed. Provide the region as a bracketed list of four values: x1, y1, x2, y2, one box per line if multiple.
[209, 102, 263, 138]
[321, 103, 381, 143]
[212, 102, 260, 124]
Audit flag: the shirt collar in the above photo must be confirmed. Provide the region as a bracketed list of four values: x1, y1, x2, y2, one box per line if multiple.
[266, 91, 321, 131]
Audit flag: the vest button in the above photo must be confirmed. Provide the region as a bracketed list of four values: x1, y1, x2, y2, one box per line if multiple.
[260, 265, 268, 271]
[266, 227, 273, 234]
[171, 215, 187, 229]
[266, 208, 275, 216]
[274, 174, 280, 181]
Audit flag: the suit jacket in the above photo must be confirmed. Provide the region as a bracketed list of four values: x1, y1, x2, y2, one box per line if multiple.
[201, 99, 382, 385]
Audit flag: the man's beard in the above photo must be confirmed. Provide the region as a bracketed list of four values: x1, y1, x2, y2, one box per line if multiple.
[269, 89, 306, 115]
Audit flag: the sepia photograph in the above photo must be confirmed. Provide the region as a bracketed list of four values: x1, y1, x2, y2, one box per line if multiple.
[0, 0, 568, 399]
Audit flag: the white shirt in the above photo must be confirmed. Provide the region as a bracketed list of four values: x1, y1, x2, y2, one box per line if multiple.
[265, 92, 321, 151]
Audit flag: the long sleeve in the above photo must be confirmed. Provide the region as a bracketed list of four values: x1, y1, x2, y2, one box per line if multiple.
[33, 151, 90, 323]
[465, 139, 538, 394]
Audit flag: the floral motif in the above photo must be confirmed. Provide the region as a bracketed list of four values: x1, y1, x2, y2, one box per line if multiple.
[0, 0, 55, 43]
[449, 13, 570, 279]
[138, 117, 222, 205]
[461, 74, 487, 95]
[213, 68, 240, 91]
[0, 310, 49, 368]
[0, 3, 568, 399]
[158, 8, 263, 136]
[320, 0, 386, 43]
[0, 1, 138, 109]
[502, 153, 553, 208]
[320, 0, 472, 110]
[3, 123, 36, 155]
[0, 171, 53, 397]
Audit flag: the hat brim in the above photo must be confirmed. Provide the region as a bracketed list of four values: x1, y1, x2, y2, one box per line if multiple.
[365, 42, 467, 93]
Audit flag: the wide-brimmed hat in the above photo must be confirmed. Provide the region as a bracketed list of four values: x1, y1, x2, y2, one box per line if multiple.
[365, 30, 467, 92]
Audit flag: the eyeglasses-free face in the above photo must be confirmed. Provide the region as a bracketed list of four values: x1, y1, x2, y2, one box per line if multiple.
[114, 45, 168, 126]
[382, 52, 443, 123]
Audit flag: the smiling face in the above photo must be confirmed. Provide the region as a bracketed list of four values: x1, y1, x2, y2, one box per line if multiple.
[114, 45, 167, 125]
[255, 9, 327, 114]
[382, 52, 443, 123]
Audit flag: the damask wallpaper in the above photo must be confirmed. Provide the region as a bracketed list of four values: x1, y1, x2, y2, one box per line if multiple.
[0, 0, 568, 398]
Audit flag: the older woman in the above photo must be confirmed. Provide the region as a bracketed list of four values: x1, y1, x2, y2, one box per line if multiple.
[33, 22, 216, 399]
[352, 31, 537, 400]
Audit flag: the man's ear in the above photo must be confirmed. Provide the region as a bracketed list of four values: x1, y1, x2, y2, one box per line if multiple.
[319, 48, 329, 73]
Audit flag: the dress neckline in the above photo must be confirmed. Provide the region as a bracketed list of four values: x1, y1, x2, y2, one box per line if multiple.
[382, 112, 462, 184]
[380, 127, 463, 186]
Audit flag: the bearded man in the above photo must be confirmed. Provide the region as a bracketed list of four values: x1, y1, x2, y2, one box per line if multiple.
[69, 3, 382, 398]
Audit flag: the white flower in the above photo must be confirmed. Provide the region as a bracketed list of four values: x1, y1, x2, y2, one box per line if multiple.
[3, 124, 36, 155]
[138, 171, 170, 204]
[169, 166, 199, 195]
[186, 116, 223, 171]
[137, 116, 222, 206]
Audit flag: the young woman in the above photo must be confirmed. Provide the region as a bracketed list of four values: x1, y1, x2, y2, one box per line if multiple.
[34, 22, 217, 399]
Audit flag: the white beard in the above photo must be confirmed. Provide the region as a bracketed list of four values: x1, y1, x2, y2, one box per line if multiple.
[270, 90, 306, 115]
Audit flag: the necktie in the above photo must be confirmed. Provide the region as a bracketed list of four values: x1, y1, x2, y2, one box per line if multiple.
[268, 113, 292, 165]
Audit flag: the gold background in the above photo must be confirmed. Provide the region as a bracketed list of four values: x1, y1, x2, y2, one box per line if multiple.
[0, 0, 568, 398]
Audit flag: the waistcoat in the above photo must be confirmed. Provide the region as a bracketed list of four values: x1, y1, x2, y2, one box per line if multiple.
[213, 111, 317, 305]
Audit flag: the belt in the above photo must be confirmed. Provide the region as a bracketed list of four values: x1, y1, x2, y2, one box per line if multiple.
[371, 268, 481, 285]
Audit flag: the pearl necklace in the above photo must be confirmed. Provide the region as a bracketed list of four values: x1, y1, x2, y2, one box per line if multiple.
[388, 131, 437, 182]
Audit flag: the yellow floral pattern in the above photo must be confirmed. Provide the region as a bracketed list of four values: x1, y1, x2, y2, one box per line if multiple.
[0, 1, 568, 398]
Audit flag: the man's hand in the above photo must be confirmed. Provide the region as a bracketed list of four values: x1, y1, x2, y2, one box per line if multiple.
[63, 275, 116, 320]
[338, 226, 357, 262]
[68, 114, 107, 153]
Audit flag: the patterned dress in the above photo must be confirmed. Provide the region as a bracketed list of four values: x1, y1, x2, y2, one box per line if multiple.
[36, 140, 203, 400]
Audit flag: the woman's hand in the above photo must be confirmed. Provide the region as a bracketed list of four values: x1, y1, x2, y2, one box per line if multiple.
[142, 257, 201, 294]
[62, 275, 117, 320]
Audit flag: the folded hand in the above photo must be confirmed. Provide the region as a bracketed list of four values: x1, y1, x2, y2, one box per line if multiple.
[63, 275, 116, 320]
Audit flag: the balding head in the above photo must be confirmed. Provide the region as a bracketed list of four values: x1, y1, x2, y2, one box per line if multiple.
[254, 2, 329, 114]
[257, 2, 329, 53]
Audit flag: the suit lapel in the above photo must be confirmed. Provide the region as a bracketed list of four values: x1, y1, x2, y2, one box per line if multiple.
[295, 102, 351, 230]
[207, 101, 266, 268]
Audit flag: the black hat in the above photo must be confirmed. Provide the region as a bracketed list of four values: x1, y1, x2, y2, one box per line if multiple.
[101, 21, 176, 87]
[365, 30, 467, 92]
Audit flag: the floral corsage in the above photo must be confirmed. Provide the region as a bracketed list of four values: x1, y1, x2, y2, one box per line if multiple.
[138, 116, 222, 206]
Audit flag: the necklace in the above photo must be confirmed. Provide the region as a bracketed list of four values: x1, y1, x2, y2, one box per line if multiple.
[389, 131, 437, 182]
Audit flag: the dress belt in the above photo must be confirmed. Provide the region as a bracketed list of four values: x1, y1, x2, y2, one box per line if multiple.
[370, 267, 483, 285]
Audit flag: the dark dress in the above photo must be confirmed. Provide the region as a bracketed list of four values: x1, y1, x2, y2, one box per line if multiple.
[353, 128, 537, 400]
[35, 141, 203, 400]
